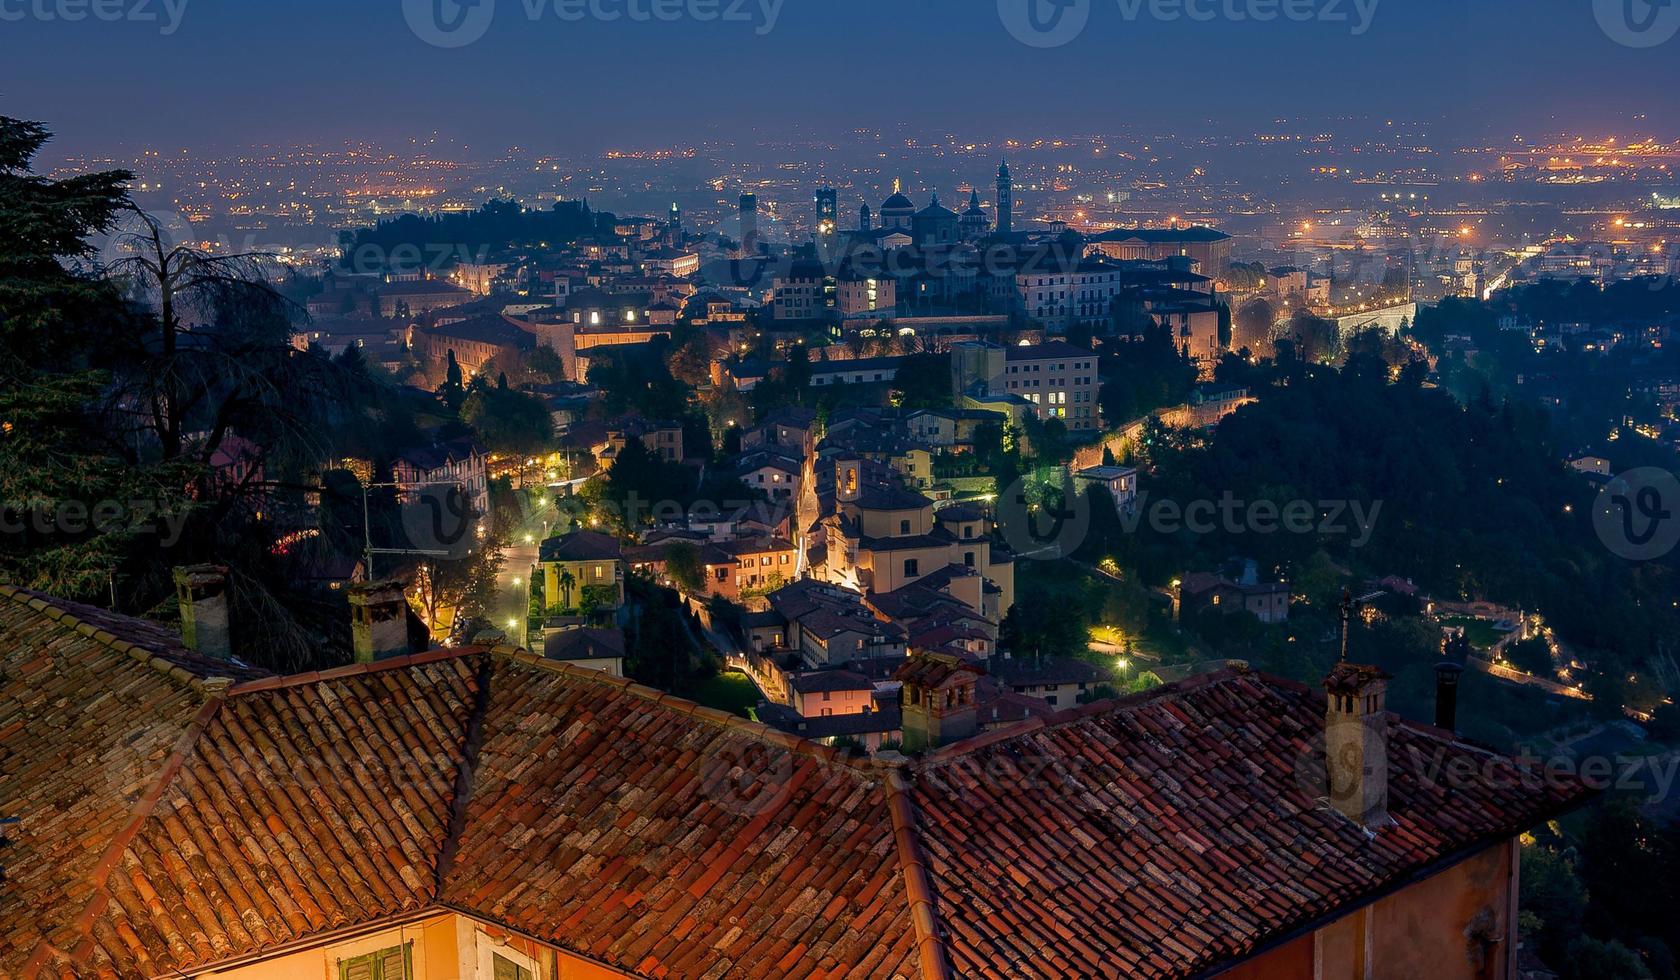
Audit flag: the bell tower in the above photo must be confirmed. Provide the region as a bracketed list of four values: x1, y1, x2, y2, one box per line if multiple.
[996, 161, 1014, 236]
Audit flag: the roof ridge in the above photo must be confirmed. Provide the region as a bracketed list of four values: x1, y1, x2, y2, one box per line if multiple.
[0, 584, 230, 696]
[224, 645, 481, 696]
[493, 649, 891, 772]
[918, 665, 1252, 765]
[433, 655, 495, 897]
[885, 768, 953, 980]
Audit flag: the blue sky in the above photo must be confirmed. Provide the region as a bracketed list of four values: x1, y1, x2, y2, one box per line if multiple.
[2, 0, 1676, 155]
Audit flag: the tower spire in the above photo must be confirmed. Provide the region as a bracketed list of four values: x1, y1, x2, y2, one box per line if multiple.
[1339, 588, 1352, 663]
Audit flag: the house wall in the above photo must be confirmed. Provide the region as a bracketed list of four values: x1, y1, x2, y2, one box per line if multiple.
[1006, 680, 1092, 708]
[1213, 841, 1516, 980]
[541, 559, 624, 612]
[735, 548, 795, 595]
[863, 542, 957, 593]
[197, 911, 628, 980]
[854, 504, 933, 540]
[795, 687, 875, 717]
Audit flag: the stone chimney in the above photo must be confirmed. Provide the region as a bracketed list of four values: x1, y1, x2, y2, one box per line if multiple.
[897, 652, 982, 752]
[173, 565, 232, 660]
[1323, 662, 1392, 827]
[349, 581, 412, 664]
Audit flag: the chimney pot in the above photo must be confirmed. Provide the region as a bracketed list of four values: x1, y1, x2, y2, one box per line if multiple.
[173, 565, 232, 660]
[349, 580, 412, 663]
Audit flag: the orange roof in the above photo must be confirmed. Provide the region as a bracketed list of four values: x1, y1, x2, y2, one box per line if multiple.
[0, 586, 1592, 979]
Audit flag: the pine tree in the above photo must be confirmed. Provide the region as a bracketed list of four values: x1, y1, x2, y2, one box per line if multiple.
[0, 117, 187, 599]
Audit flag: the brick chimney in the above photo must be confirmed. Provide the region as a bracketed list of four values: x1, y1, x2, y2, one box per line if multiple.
[173, 565, 232, 660]
[349, 581, 412, 663]
[1323, 662, 1392, 826]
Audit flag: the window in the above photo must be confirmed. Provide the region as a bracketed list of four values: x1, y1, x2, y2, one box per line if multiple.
[964, 552, 975, 568]
[492, 954, 533, 980]
[904, 559, 919, 577]
[477, 937, 539, 980]
[339, 944, 412, 980]
[900, 519, 911, 535]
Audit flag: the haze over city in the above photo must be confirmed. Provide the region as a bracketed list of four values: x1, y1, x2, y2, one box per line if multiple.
[3, 2, 1680, 979]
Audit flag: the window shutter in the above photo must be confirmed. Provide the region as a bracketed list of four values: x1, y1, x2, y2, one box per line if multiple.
[339, 944, 412, 980]
[341, 955, 375, 980]
[379, 945, 413, 980]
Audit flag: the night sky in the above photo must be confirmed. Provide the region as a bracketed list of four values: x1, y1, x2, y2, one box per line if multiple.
[4, 0, 1677, 155]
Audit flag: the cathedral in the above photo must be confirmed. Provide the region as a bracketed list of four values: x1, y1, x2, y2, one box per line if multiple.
[849, 162, 1015, 249]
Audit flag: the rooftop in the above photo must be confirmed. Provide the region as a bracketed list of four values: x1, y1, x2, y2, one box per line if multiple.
[1005, 341, 1095, 362]
[0, 585, 1593, 979]
[539, 529, 624, 563]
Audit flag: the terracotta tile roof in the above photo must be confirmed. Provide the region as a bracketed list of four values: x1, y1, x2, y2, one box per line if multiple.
[89, 655, 483, 976]
[0, 587, 248, 974]
[1, 584, 1594, 980]
[909, 669, 1593, 978]
[441, 655, 920, 979]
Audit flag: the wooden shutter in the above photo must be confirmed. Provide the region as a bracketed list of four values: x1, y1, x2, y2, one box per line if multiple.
[339, 944, 412, 980]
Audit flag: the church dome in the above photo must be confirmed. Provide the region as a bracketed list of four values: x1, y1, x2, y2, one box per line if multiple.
[917, 200, 957, 219]
[881, 191, 915, 212]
